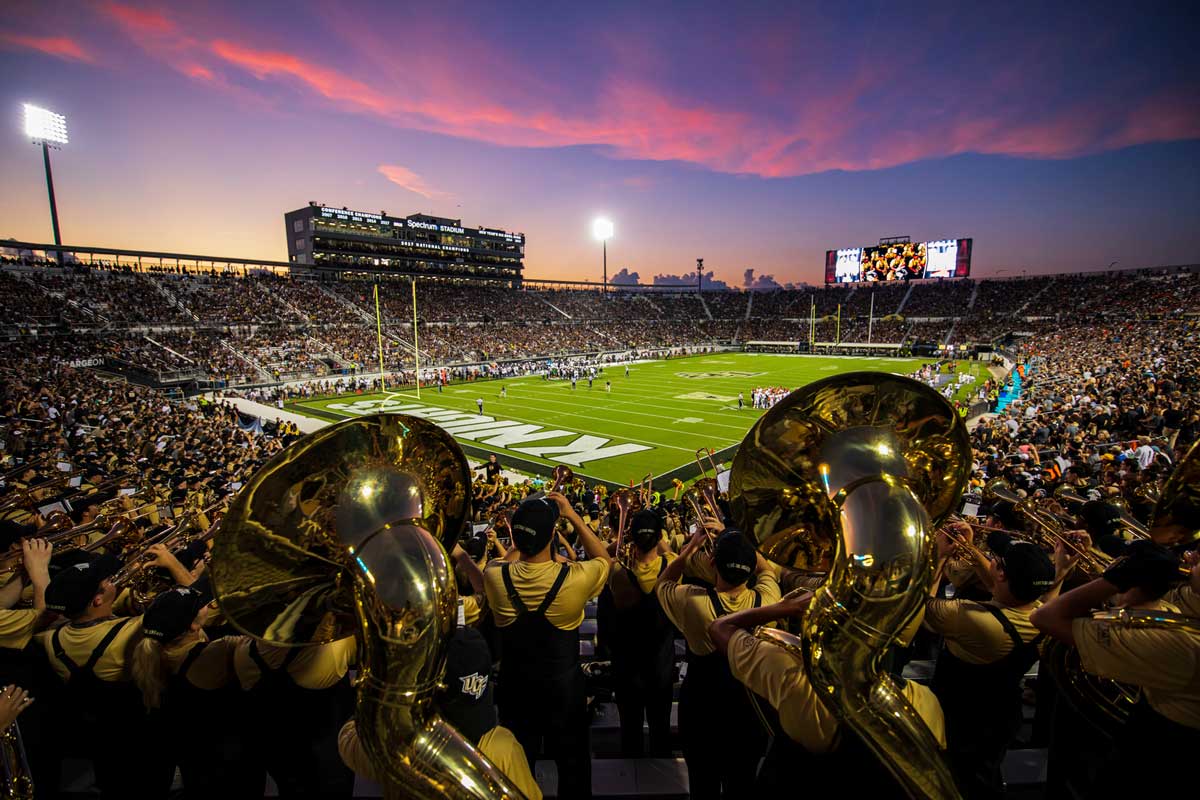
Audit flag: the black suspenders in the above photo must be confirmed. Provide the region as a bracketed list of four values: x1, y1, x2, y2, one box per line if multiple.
[705, 587, 763, 618]
[977, 603, 1044, 652]
[501, 562, 571, 618]
[178, 641, 208, 682]
[51, 618, 134, 681]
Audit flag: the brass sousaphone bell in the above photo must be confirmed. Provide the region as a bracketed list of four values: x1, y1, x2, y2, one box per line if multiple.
[728, 371, 971, 800]
[210, 414, 522, 799]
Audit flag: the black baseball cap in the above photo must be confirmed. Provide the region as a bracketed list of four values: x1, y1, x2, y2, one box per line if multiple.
[714, 530, 756, 587]
[630, 509, 663, 553]
[511, 497, 559, 555]
[437, 627, 496, 744]
[987, 532, 1055, 603]
[143, 585, 207, 643]
[44, 554, 122, 617]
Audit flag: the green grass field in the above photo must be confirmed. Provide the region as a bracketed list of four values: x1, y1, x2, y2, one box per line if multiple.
[287, 353, 985, 485]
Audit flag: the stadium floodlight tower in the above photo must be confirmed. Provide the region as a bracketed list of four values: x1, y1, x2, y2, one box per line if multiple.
[592, 217, 614, 293]
[23, 103, 68, 263]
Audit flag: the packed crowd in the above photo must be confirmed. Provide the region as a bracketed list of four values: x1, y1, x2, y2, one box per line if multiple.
[0, 262, 1197, 392]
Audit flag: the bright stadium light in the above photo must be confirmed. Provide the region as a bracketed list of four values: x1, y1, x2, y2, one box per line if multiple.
[24, 103, 68, 145]
[592, 217, 614, 292]
[22, 103, 68, 261]
[592, 217, 614, 241]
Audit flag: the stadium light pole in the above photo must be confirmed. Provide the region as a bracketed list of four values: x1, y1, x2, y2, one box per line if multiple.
[592, 218, 614, 293]
[23, 104, 68, 263]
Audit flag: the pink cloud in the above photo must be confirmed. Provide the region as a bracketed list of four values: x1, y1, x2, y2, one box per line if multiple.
[76, 9, 1200, 180]
[0, 33, 94, 63]
[99, 1, 177, 35]
[377, 164, 448, 200]
[183, 63, 214, 81]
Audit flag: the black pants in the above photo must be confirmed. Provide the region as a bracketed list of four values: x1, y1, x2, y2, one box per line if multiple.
[502, 689, 593, 799]
[615, 680, 673, 757]
[678, 680, 761, 799]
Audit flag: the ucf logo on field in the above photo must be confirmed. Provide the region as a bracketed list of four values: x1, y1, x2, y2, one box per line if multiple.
[674, 371, 764, 379]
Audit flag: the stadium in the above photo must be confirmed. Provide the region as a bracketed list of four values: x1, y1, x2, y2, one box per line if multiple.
[1, 4, 1198, 800]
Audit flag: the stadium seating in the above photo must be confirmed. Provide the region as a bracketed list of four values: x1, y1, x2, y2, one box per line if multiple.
[1, 257, 1196, 387]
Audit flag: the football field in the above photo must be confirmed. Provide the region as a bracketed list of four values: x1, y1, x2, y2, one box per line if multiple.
[287, 353, 985, 486]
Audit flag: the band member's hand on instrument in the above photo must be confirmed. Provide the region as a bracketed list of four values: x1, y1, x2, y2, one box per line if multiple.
[708, 590, 816, 654]
[935, 528, 957, 560]
[1054, 537, 1080, 577]
[701, 514, 725, 535]
[0, 685, 33, 730]
[21, 537, 52, 584]
[548, 492, 609, 563]
[146, 543, 196, 587]
[22, 537, 53, 611]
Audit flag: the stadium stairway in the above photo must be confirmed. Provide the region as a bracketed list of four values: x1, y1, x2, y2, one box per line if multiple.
[1014, 278, 1056, 315]
[995, 369, 1022, 413]
[743, 292, 753, 320]
[538, 295, 574, 319]
[697, 294, 713, 320]
[967, 280, 980, 309]
[895, 281, 916, 314]
[148, 276, 200, 322]
[318, 283, 378, 325]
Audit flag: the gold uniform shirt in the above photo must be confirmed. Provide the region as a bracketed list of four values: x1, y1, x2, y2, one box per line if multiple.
[0, 609, 40, 650]
[656, 574, 782, 656]
[924, 599, 1040, 665]
[338, 719, 543, 800]
[727, 628, 947, 753]
[234, 636, 356, 691]
[1164, 584, 1200, 617]
[39, 616, 145, 682]
[1073, 601, 1200, 730]
[163, 634, 245, 690]
[611, 552, 676, 594]
[483, 559, 608, 631]
[462, 593, 485, 627]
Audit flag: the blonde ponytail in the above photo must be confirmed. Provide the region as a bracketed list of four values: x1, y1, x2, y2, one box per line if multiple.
[132, 638, 169, 710]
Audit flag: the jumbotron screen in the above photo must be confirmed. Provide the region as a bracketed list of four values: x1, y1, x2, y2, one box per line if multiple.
[824, 238, 972, 284]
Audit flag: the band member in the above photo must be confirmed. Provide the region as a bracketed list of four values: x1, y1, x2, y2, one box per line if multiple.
[602, 509, 675, 757]
[656, 526, 779, 799]
[709, 590, 947, 793]
[132, 582, 256, 797]
[0, 538, 52, 659]
[476, 397, 484, 414]
[338, 627, 542, 799]
[482, 493, 611, 798]
[925, 531, 1065, 799]
[1031, 543, 1199, 799]
[40, 555, 169, 798]
[737, 392, 743, 410]
[233, 634, 357, 796]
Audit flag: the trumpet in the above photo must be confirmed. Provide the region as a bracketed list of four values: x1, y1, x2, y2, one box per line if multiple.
[549, 465, 573, 494]
[985, 479, 1113, 576]
[109, 502, 224, 604]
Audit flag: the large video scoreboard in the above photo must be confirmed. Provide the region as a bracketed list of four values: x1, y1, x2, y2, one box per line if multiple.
[825, 238, 972, 284]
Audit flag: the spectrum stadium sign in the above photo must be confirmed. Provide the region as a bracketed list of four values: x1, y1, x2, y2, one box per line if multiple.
[825, 238, 972, 284]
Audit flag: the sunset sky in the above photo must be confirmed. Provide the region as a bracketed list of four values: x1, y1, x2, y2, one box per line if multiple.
[1, 1, 1197, 287]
